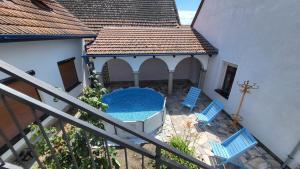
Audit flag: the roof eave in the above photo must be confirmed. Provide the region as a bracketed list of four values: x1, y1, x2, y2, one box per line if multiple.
[172, 0, 181, 25]
[85, 51, 218, 58]
[191, 0, 206, 28]
[0, 34, 97, 43]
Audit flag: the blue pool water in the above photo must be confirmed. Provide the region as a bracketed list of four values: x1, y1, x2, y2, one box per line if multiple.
[102, 88, 165, 121]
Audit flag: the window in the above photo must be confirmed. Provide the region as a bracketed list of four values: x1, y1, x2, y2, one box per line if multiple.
[0, 71, 46, 151]
[58, 57, 80, 92]
[215, 65, 237, 99]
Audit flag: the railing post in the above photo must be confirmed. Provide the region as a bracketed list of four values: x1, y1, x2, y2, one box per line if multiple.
[58, 120, 79, 169]
[0, 129, 25, 168]
[155, 147, 162, 169]
[82, 131, 96, 169]
[114, 125, 118, 135]
[30, 108, 61, 169]
[142, 154, 145, 169]
[124, 148, 129, 169]
[0, 157, 4, 167]
[104, 140, 113, 169]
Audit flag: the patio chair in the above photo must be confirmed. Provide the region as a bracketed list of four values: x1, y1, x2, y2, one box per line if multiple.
[209, 128, 258, 168]
[181, 86, 201, 112]
[195, 99, 224, 127]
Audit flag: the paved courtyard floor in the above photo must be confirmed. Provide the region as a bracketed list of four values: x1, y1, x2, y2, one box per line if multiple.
[110, 81, 282, 169]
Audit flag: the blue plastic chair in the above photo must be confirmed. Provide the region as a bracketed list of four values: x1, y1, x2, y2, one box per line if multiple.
[196, 99, 224, 127]
[209, 128, 258, 168]
[181, 87, 201, 112]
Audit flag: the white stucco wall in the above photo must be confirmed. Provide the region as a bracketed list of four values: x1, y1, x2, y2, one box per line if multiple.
[0, 39, 86, 111]
[193, 0, 300, 168]
[139, 58, 169, 81]
[174, 57, 201, 83]
[93, 55, 208, 83]
[107, 59, 134, 81]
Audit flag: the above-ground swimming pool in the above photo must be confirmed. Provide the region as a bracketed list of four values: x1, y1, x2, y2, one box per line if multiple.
[102, 87, 166, 138]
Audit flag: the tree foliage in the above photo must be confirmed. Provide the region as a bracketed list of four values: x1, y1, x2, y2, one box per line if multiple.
[30, 70, 120, 169]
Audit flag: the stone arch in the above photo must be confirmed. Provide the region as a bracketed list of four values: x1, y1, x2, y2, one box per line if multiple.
[174, 57, 203, 85]
[100, 58, 134, 84]
[138, 58, 169, 81]
[93, 57, 133, 73]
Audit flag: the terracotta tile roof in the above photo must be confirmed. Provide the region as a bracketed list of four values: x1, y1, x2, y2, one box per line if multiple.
[56, 0, 180, 31]
[0, 0, 95, 38]
[87, 26, 218, 56]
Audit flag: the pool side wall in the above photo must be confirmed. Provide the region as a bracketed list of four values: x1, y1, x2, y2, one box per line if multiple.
[103, 97, 166, 139]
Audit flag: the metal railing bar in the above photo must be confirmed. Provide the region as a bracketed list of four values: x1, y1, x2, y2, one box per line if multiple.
[0, 95, 46, 169]
[114, 125, 117, 135]
[155, 147, 161, 169]
[58, 120, 79, 169]
[0, 83, 156, 160]
[142, 154, 144, 169]
[0, 156, 4, 167]
[160, 157, 190, 169]
[0, 61, 213, 169]
[30, 108, 61, 168]
[124, 148, 128, 169]
[82, 131, 96, 169]
[0, 129, 26, 169]
[104, 140, 112, 169]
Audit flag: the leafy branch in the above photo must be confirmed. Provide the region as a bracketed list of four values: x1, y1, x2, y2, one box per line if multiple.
[30, 70, 120, 169]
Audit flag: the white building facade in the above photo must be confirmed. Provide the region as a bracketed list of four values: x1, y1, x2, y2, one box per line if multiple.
[0, 38, 90, 160]
[192, 0, 300, 168]
[0, 39, 88, 109]
[86, 26, 218, 95]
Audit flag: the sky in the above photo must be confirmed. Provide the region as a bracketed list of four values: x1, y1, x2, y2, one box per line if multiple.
[175, 0, 201, 25]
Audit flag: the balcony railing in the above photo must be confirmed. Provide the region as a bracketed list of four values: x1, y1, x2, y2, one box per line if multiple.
[0, 60, 214, 169]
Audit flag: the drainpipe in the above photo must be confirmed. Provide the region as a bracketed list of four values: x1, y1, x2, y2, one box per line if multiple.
[81, 38, 97, 87]
[282, 141, 300, 169]
[84, 38, 96, 53]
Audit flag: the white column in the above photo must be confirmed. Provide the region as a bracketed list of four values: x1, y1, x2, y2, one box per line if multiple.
[168, 71, 174, 95]
[198, 69, 207, 89]
[133, 71, 139, 87]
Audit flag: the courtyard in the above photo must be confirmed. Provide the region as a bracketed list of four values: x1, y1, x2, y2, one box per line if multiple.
[109, 81, 282, 169]
[0, 0, 299, 168]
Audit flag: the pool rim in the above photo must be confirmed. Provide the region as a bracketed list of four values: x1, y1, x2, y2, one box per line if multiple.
[102, 87, 166, 123]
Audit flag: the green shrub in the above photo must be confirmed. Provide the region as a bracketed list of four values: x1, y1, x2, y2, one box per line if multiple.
[170, 136, 194, 156]
[162, 136, 197, 169]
